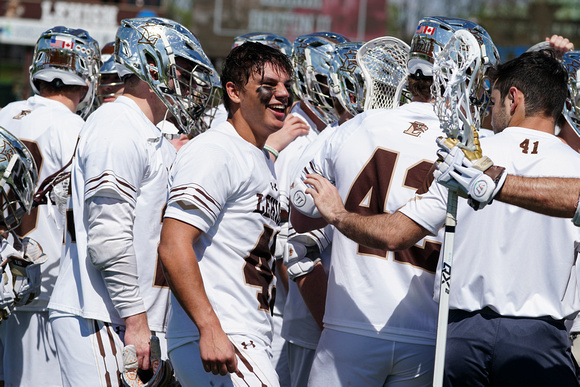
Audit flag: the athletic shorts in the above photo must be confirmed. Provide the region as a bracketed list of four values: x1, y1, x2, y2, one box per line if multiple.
[0, 310, 62, 387]
[168, 334, 280, 387]
[308, 328, 435, 386]
[50, 314, 124, 387]
[444, 308, 578, 387]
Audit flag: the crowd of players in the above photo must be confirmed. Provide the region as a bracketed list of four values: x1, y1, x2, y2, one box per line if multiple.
[0, 12, 577, 387]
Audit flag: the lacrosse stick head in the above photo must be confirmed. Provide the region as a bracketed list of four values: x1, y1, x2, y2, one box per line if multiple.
[328, 42, 365, 116]
[233, 32, 292, 57]
[562, 51, 580, 137]
[291, 32, 350, 125]
[432, 29, 496, 152]
[357, 36, 411, 111]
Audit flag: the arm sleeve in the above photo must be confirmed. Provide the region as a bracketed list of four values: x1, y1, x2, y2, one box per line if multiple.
[86, 196, 145, 318]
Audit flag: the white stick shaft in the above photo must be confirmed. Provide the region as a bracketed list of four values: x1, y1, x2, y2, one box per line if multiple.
[433, 189, 458, 387]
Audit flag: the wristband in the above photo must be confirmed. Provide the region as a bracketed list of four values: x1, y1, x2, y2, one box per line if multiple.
[263, 145, 279, 158]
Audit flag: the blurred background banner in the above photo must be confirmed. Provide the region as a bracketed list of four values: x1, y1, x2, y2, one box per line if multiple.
[1, 0, 579, 105]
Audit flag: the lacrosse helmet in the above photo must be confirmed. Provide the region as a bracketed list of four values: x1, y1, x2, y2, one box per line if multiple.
[328, 42, 365, 116]
[115, 17, 221, 135]
[562, 51, 580, 137]
[292, 32, 350, 125]
[233, 32, 292, 56]
[356, 36, 411, 111]
[97, 42, 124, 104]
[0, 127, 38, 233]
[29, 26, 101, 119]
[409, 17, 498, 78]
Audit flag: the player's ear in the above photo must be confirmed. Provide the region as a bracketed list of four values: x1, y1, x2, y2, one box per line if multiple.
[226, 81, 241, 104]
[508, 86, 519, 115]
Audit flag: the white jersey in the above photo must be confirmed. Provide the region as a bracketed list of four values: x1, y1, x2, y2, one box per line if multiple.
[401, 127, 580, 320]
[0, 95, 83, 311]
[48, 96, 173, 332]
[304, 102, 444, 345]
[165, 121, 280, 342]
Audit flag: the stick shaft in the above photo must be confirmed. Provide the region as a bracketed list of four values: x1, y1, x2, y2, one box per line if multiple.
[433, 189, 458, 387]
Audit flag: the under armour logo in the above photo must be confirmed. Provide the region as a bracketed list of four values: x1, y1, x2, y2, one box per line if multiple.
[13, 110, 31, 120]
[241, 341, 255, 349]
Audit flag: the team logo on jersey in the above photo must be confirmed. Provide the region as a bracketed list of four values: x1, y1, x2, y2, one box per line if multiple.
[254, 193, 280, 224]
[404, 121, 429, 137]
[13, 110, 31, 120]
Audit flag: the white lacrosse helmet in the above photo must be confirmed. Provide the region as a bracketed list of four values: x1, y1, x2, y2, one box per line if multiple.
[29, 26, 101, 119]
[357, 36, 411, 111]
[115, 17, 222, 135]
[328, 42, 365, 116]
[292, 32, 350, 125]
[562, 51, 580, 136]
[233, 32, 292, 56]
[0, 127, 38, 233]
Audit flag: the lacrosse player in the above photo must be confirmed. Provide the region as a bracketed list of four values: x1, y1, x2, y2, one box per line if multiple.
[289, 17, 499, 386]
[0, 26, 100, 386]
[301, 44, 580, 385]
[157, 41, 293, 386]
[47, 17, 220, 386]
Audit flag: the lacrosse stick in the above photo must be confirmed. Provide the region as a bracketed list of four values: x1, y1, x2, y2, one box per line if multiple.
[356, 36, 411, 111]
[430, 29, 484, 387]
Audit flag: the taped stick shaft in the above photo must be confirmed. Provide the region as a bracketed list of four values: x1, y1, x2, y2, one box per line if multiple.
[433, 189, 458, 387]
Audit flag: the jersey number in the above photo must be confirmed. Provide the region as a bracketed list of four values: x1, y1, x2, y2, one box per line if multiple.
[343, 148, 440, 272]
[520, 139, 539, 154]
[243, 225, 275, 312]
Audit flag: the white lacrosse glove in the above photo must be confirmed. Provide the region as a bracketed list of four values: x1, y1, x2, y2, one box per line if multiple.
[290, 177, 321, 218]
[274, 222, 289, 260]
[121, 335, 176, 387]
[283, 233, 321, 281]
[0, 265, 15, 322]
[434, 137, 507, 210]
[9, 237, 47, 306]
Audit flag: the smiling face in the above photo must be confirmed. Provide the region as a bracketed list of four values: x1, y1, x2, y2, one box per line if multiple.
[238, 62, 293, 138]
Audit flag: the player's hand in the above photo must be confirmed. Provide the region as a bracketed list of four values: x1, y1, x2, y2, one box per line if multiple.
[199, 325, 238, 375]
[547, 35, 574, 59]
[265, 113, 310, 158]
[302, 173, 346, 225]
[123, 312, 152, 370]
[434, 138, 506, 210]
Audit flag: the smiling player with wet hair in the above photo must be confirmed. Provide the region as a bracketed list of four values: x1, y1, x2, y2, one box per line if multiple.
[158, 41, 293, 386]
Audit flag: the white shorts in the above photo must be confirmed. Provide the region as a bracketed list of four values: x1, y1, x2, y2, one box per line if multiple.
[0, 310, 62, 387]
[50, 314, 124, 387]
[308, 328, 435, 387]
[272, 312, 290, 387]
[168, 334, 280, 387]
[287, 342, 316, 387]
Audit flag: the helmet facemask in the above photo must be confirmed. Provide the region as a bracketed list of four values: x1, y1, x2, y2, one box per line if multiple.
[0, 128, 38, 234]
[115, 18, 221, 136]
[562, 51, 580, 137]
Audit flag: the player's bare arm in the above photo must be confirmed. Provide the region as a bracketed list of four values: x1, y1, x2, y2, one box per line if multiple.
[295, 263, 327, 330]
[303, 173, 430, 251]
[123, 312, 152, 370]
[264, 113, 310, 160]
[497, 175, 580, 218]
[158, 218, 238, 376]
